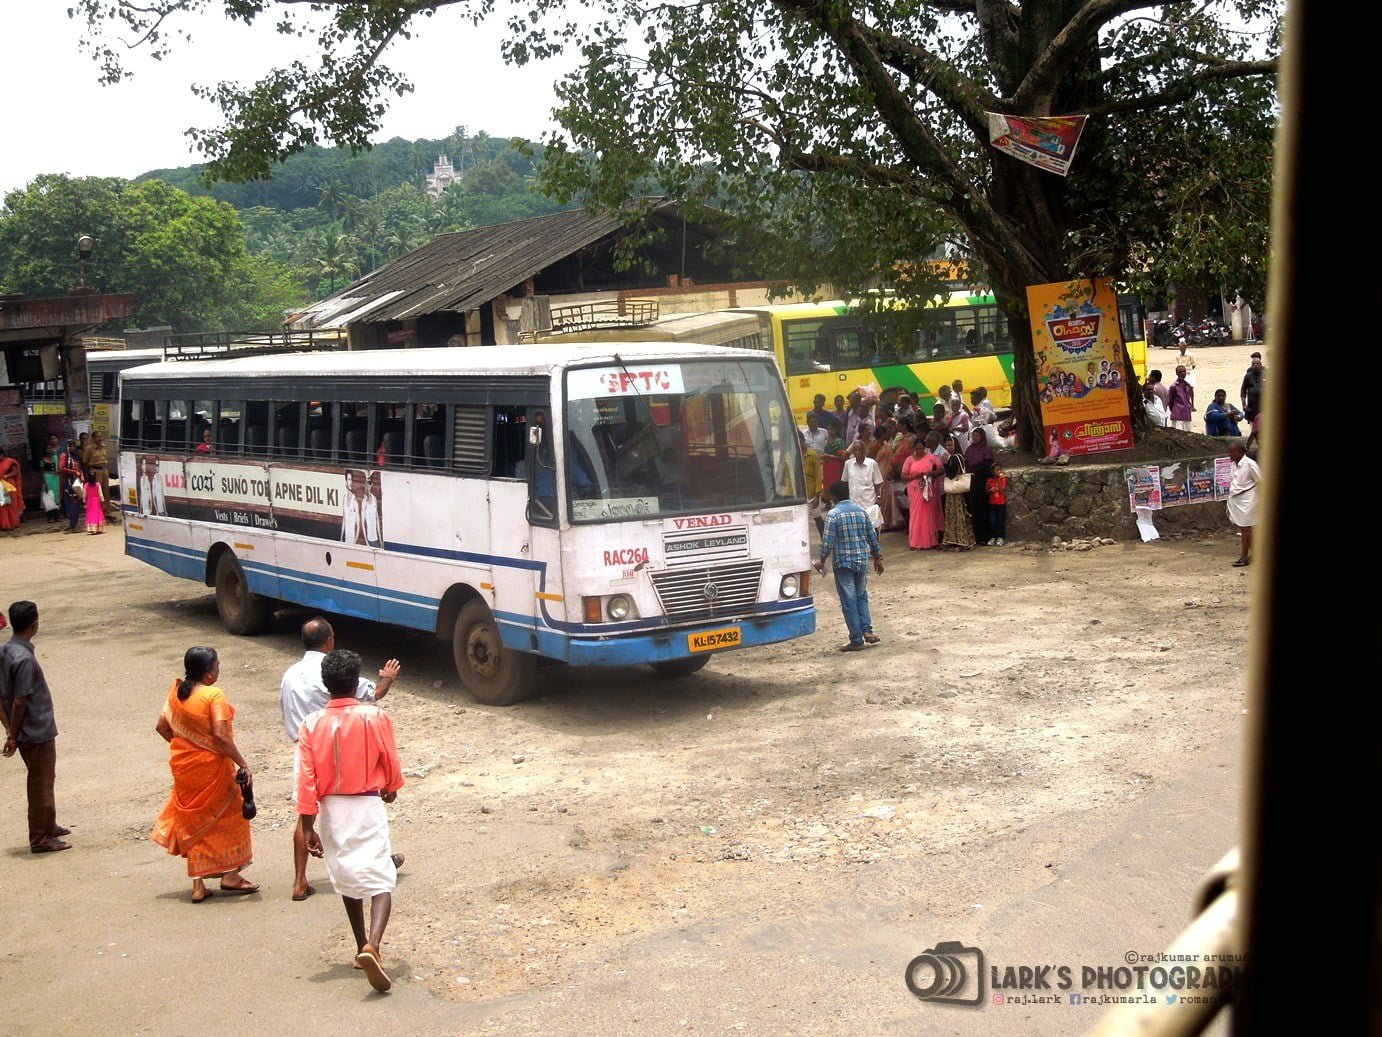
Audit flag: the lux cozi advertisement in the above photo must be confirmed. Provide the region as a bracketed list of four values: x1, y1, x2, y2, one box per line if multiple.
[132, 455, 384, 545]
[1027, 277, 1134, 457]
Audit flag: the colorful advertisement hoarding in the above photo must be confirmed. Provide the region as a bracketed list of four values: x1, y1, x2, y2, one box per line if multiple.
[987, 113, 1088, 176]
[1028, 277, 1134, 457]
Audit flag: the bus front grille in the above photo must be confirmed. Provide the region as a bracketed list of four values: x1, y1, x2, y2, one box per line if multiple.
[649, 560, 764, 617]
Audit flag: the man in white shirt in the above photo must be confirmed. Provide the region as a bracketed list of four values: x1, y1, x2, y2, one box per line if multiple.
[801, 411, 831, 454]
[1226, 442, 1260, 568]
[969, 387, 997, 425]
[844, 439, 885, 530]
[281, 616, 400, 901]
[362, 472, 383, 547]
[892, 393, 919, 423]
[342, 471, 363, 544]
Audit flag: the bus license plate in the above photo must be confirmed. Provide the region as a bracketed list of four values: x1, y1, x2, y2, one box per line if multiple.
[687, 627, 741, 653]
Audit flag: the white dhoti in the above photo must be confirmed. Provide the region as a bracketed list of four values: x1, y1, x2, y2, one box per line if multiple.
[318, 795, 396, 899]
[1226, 487, 1258, 527]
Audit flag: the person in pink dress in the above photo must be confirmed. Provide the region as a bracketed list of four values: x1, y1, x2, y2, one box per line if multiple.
[901, 436, 944, 550]
[83, 467, 106, 534]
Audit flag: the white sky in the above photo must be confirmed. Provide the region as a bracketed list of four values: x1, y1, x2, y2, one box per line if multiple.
[0, 4, 568, 197]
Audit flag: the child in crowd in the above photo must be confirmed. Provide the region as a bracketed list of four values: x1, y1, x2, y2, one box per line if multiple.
[986, 463, 1009, 546]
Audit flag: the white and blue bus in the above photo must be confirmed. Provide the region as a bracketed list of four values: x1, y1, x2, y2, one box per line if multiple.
[117, 344, 816, 704]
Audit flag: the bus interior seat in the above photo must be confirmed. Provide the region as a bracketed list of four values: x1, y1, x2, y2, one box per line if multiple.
[308, 428, 330, 459]
[380, 430, 403, 465]
[344, 429, 366, 462]
[278, 427, 300, 455]
[245, 425, 268, 454]
[422, 433, 444, 468]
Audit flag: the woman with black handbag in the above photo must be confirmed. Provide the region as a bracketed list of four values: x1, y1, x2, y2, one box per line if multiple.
[941, 434, 976, 550]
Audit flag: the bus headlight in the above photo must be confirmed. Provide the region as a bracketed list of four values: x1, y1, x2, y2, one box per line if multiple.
[780, 574, 800, 599]
[607, 594, 632, 621]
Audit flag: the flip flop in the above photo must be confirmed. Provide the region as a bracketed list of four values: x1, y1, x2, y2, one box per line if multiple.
[30, 839, 71, 854]
[218, 881, 260, 895]
[355, 948, 392, 992]
[291, 884, 316, 902]
[1232, 558, 1251, 567]
[191, 889, 215, 904]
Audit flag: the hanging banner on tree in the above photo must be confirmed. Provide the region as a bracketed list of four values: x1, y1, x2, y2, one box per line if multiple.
[987, 113, 1088, 176]
[1028, 276, 1134, 457]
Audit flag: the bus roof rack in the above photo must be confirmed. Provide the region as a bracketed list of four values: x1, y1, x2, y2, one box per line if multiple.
[161, 328, 348, 362]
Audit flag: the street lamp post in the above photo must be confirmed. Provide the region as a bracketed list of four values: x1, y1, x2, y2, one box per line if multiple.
[74, 235, 95, 294]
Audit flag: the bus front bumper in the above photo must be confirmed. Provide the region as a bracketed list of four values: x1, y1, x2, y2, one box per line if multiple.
[557, 602, 816, 667]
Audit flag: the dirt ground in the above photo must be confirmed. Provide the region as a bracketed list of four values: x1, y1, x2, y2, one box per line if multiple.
[0, 341, 1262, 1035]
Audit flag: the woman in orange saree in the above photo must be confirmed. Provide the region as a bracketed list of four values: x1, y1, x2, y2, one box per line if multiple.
[0, 447, 24, 532]
[152, 646, 258, 902]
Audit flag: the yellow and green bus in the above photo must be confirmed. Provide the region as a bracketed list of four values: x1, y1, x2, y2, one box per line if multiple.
[734, 291, 1147, 422]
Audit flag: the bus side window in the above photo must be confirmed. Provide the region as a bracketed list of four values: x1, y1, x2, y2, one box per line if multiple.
[219, 401, 244, 455]
[408, 402, 446, 469]
[526, 408, 557, 527]
[372, 402, 405, 466]
[122, 397, 142, 449]
[492, 405, 527, 478]
[339, 402, 370, 464]
[272, 401, 301, 459]
[244, 400, 270, 458]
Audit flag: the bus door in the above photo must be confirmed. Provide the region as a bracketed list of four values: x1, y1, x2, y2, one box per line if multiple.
[487, 405, 548, 650]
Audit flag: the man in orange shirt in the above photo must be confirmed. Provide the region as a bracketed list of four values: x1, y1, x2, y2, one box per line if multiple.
[297, 649, 406, 992]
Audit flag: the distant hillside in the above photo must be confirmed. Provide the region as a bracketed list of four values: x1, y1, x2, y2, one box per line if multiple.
[137, 126, 558, 214]
[136, 125, 575, 301]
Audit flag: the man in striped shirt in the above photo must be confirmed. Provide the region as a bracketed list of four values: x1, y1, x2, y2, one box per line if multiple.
[297, 649, 406, 992]
[813, 480, 885, 652]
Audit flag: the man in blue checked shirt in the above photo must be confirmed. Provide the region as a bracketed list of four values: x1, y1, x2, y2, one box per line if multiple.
[813, 481, 885, 653]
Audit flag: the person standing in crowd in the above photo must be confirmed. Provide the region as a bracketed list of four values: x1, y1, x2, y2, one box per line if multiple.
[83, 465, 106, 534]
[946, 397, 972, 443]
[281, 617, 401, 902]
[800, 431, 825, 536]
[0, 447, 24, 533]
[1226, 442, 1260, 567]
[813, 481, 884, 652]
[845, 398, 873, 447]
[869, 426, 903, 531]
[82, 432, 114, 520]
[1176, 341, 1198, 388]
[1142, 383, 1169, 427]
[844, 439, 885, 531]
[1148, 370, 1171, 412]
[1167, 366, 1195, 431]
[831, 394, 850, 431]
[40, 434, 62, 524]
[950, 380, 971, 414]
[1, 601, 71, 853]
[941, 435, 976, 550]
[964, 427, 996, 546]
[901, 437, 943, 550]
[893, 393, 919, 424]
[801, 411, 831, 455]
[153, 646, 258, 902]
[969, 387, 996, 426]
[1204, 389, 1244, 436]
[929, 401, 948, 433]
[986, 462, 1009, 547]
[58, 440, 83, 534]
[1240, 352, 1266, 423]
[297, 649, 407, 992]
[807, 394, 841, 434]
[935, 383, 955, 417]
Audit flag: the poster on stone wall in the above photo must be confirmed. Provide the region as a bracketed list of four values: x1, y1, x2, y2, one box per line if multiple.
[1187, 459, 1217, 503]
[1159, 462, 1189, 508]
[1126, 465, 1161, 510]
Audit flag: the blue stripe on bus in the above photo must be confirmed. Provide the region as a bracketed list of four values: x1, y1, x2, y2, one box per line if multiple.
[124, 534, 814, 655]
[381, 540, 545, 571]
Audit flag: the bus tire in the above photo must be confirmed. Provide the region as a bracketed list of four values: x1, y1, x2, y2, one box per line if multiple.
[214, 552, 271, 635]
[453, 599, 536, 706]
[650, 656, 711, 678]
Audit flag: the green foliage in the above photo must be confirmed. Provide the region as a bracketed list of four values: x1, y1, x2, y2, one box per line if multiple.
[0, 174, 306, 332]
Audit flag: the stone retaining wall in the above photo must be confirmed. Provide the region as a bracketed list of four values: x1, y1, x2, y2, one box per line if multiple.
[1002, 453, 1232, 542]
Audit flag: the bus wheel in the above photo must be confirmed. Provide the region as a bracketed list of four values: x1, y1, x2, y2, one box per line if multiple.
[453, 599, 536, 706]
[650, 656, 711, 678]
[214, 552, 271, 635]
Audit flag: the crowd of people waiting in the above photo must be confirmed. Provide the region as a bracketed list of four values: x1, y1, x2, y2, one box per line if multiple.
[0, 431, 115, 536]
[799, 381, 1015, 553]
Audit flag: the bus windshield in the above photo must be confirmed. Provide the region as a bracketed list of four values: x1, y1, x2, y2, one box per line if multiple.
[564, 358, 801, 520]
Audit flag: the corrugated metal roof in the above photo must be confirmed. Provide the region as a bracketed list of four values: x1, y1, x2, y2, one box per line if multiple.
[297, 206, 653, 328]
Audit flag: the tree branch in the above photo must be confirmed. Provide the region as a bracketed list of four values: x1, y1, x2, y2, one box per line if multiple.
[854, 22, 998, 132]
[1084, 58, 1278, 116]
[1010, 0, 1196, 112]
